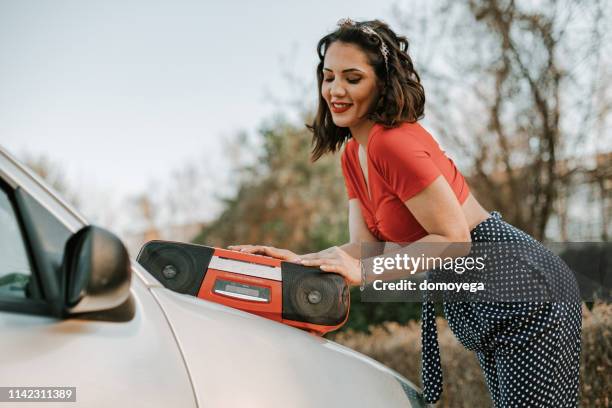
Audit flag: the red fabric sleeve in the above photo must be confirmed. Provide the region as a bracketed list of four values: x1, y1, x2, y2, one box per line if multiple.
[369, 132, 441, 202]
[340, 146, 358, 200]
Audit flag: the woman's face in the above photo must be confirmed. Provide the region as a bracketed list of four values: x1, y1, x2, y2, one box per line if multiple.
[321, 41, 381, 129]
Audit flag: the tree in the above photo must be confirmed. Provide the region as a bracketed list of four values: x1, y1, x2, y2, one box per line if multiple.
[394, 0, 611, 240]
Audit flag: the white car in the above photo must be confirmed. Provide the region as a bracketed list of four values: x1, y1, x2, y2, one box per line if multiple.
[0, 145, 426, 408]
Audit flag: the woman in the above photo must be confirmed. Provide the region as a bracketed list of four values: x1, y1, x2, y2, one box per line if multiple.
[230, 19, 581, 407]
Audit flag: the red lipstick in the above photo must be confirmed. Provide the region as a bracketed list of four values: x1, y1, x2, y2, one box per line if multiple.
[330, 102, 352, 113]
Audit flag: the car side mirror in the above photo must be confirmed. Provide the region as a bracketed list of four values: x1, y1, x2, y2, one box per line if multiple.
[62, 226, 131, 314]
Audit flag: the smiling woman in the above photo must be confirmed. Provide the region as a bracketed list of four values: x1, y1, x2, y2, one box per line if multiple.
[320, 43, 380, 128]
[229, 18, 582, 407]
[308, 19, 425, 161]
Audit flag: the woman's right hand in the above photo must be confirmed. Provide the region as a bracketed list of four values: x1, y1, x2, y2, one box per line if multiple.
[227, 245, 301, 262]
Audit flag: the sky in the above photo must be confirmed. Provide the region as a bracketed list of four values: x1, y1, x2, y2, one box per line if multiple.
[1, 0, 609, 237]
[0, 0, 400, 231]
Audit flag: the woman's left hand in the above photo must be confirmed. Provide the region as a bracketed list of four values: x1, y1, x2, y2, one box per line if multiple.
[299, 246, 361, 286]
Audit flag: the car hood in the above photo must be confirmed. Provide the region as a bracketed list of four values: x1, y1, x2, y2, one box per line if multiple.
[149, 286, 425, 408]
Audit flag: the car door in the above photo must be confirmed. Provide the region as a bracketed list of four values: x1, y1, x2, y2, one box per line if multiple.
[0, 161, 196, 407]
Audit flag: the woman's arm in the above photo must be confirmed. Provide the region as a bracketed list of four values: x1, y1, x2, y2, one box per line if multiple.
[319, 199, 379, 258]
[361, 175, 472, 282]
[300, 176, 472, 285]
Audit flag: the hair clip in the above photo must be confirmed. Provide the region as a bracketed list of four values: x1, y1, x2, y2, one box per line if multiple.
[360, 26, 390, 72]
[335, 18, 390, 74]
[337, 18, 356, 27]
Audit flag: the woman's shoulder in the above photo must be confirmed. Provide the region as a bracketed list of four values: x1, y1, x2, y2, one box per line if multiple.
[369, 121, 435, 156]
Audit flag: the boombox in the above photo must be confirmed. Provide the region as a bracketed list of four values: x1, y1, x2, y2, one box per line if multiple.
[137, 241, 350, 335]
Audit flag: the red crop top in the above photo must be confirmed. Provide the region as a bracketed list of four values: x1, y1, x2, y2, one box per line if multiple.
[340, 122, 470, 242]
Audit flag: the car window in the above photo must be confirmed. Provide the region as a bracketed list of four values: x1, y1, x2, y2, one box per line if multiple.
[0, 188, 32, 298]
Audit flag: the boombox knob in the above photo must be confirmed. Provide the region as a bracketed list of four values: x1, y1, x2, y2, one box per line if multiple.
[162, 265, 178, 279]
[307, 290, 322, 304]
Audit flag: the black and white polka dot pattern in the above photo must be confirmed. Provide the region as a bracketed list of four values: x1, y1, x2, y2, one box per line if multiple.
[421, 211, 582, 406]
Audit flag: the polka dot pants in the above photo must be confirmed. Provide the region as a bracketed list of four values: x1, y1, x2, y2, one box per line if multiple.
[421, 211, 582, 407]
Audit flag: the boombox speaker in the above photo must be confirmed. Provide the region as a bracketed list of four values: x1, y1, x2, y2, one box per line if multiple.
[137, 241, 350, 335]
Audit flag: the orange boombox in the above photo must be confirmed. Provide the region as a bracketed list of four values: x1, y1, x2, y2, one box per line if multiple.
[136, 241, 350, 335]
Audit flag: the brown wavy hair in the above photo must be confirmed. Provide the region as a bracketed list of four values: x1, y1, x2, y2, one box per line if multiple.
[307, 19, 425, 161]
